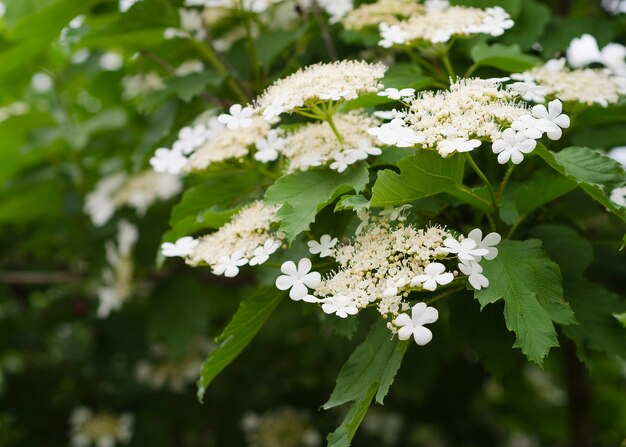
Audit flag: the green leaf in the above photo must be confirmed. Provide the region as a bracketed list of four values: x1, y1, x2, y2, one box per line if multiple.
[500, 168, 577, 224]
[334, 194, 370, 212]
[265, 165, 369, 242]
[7, 0, 101, 40]
[255, 28, 305, 68]
[451, 0, 521, 17]
[196, 288, 284, 402]
[529, 225, 626, 360]
[165, 171, 262, 241]
[536, 146, 626, 223]
[371, 152, 491, 213]
[475, 239, 575, 364]
[500, 0, 551, 50]
[324, 321, 408, 409]
[326, 384, 377, 447]
[470, 43, 541, 73]
[0, 38, 49, 80]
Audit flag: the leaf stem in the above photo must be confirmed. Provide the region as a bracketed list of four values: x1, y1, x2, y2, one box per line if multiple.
[506, 214, 526, 239]
[424, 285, 465, 305]
[463, 152, 497, 207]
[496, 163, 515, 204]
[311, 0, 337, 60]
[441, 51, 455, 79]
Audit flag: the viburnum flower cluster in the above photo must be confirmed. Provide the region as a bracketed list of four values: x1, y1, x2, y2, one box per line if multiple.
[69, 407, 133, 447]
[376, 4, 513, 46]
[84, 171, 181, 226]
[273, 211, 500, 345]
[341, 0, 425, 31]
[254, 60, 386, 120]
[368, 78, 570, 165]
[280, 111, 382, 172]
[163, 201, 284, 277]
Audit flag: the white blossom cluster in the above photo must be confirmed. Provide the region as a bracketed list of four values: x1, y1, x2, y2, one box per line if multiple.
[121, 72, 165, 100]
[377, 4, 513, 47]
[84, 171, 182, 226]
[603, 0, 626, 14]
[254, 60, 386, 120]
[241, 407, 321, 447]
[171, 201, 285, 276]
[608, 146, 626, 208]
[341, 0, 424, 30]
[368, 79, 570, 165]
[95, 221, 137, 319]
[135, 339, 214, 392]
[69, 407, 133, 447]
[281, 111, 382, 172]
[274, 212, 500, 345]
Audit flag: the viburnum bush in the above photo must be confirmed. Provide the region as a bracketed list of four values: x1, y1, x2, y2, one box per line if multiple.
[1, 0, 625, 446]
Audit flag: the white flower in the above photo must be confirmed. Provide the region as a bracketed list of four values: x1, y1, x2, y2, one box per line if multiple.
[249, 239, 280, 266]
[355, 208, 369, 235]
[218, 104, 254, 130]
[601, 43, 626, 76]
[173, 125, 209, 155]
[317, 0, 353, 24]
[330, 152, 358, 173]
[321, 295, 358, 318]
[319, 88, 351, 101]
[382, 277, 410, 298]
[410, 262, 453, 291]
[161, 236, 198, 258]
[377, 87, 415, 100]
[212, 251, 248, 277]
[566, 34, 602, 68]
[510, 114, 554, 140]
[480, 6, 514, 36]
[373, 109, 406, 120]
[149, 148, 188, 174]
[379, 204, 411, 221]
[99, 52, 123, 71]
[262, 97, 287, 120]
[275, 258, 321, 301]
[458, 259, 489, 290]
[378, 22, 408, 48]
[393, 302, 439, 345]
[610, 186, 626, 207]
[443, 237, 489, 261]
[308, 235, 338, 258]
[31, 73, 53, 93]
[509, 81, 547, 102]
[467, 228, 500, 261]
[119, 0, 141, 12]
[530, 99, 570, 140]
[437, 138, 481, 157]
[492, 128, 537, 165]
[608, 146, 626, 168]
[254, 129, 285, 163]
[544, 57, 566, 72]
[367, 118, 423, 147]
[345, 139, 382, 161]
[424, 0, 449, 13]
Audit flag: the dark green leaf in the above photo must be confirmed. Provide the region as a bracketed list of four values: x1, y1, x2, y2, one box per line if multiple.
[326, 385, 376, 447]
[470, 43, 541, 73]
[500, 0, 551, 50]
[475, 239, 575, 364]
[196, 288, 284, 402]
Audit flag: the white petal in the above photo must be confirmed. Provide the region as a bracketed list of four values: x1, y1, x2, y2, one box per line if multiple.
[275, 275, 295, 291]
[419, 306, 439, 325]
[397, 326, 414, 340]
[394, 313, 412, 327]
[413, 327, 433, 345]
[289, 282, 308, 300]
[280, 260, 298, 276]
[302, 271, 321, 289]
[435, 272, 454, 285]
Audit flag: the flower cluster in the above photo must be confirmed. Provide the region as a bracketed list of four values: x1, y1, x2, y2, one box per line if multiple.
[274, 212, 500, 344]
[135, 339, 214, 392]
[341, 0, 424, 30]
[368, 79, 570, 165]
[178, 201, 284, 276]
[95, 220, 137, 319]
[377, 4, 513, 46]
[241, 407, 321, 447]
[512, 58, 626, 107]
[281, 111, 382, 172]
[69, 407, 133, 447]
[254, 60, 386, 120]
[84, 171, 181, 227]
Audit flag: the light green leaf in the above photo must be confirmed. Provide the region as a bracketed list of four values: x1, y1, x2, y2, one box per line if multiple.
[470, 43, 541, 73]
[255, 29, 305, 68]
[324, 321, 408, 409]
[265, 165, 369, 242]
[326, 384, 376, 447]
[536, 146, 626, 223]
[334, 194, 370, 212]
[196, 288, 284, 402]
[475, 239, 575, 364]
[371, 152, 492, 213]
